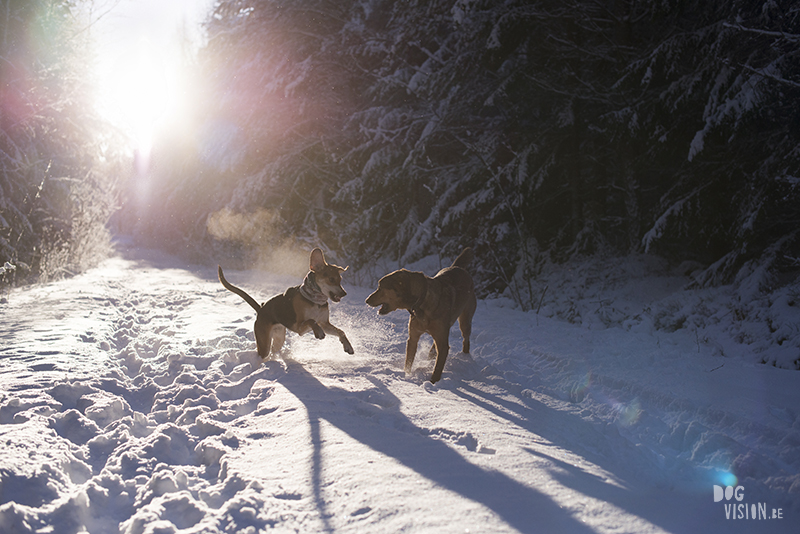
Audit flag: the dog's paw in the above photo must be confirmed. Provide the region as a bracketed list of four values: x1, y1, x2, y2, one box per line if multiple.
[342, 340, 354, 354]
[311, 325, 326, 339]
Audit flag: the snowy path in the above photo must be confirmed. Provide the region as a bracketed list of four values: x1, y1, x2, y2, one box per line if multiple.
[0, 249, 797, 533]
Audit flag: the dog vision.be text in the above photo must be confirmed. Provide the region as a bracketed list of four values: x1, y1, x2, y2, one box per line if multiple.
[714, 485, 784, 521]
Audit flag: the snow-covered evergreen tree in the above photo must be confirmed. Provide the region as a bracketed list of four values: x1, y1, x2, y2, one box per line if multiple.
[0, 0, 118, 283]
[135, 0, 800, 305]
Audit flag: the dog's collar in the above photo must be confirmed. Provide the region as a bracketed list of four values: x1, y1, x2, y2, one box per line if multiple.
[410, 281, 428, 317]
[299, 272, 328, 306]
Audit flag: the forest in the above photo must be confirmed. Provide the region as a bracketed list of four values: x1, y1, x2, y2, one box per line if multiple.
[0, 0, 125, 283]
[2, 0, 799, 310]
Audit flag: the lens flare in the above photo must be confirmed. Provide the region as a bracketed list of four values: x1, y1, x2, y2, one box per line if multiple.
[718, 470, 738, 488]
[617, 398, 642, 427]
[572, 371, 592, 401]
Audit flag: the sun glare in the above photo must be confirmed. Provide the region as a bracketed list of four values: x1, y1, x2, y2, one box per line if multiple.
[96, 39, 169, 155]
[89, 0, 212, 159]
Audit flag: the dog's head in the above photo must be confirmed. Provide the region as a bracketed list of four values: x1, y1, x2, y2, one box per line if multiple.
[310, 248, 348, 303]
[366, 270, 424, 315]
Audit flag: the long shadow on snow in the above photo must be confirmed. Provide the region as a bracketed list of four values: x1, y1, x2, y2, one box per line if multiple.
[277, 360, 596, 534]
[451, 382, 721, 534]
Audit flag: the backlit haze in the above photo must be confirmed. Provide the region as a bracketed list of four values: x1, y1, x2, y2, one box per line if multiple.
[88, 0, 214, 156]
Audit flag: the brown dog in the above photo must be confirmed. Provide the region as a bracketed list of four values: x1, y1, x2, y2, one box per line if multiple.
[366, 248, 476, 383]
[219, 248, 354, 358]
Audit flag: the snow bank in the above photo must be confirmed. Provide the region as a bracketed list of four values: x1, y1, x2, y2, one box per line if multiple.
[501, 253, 800, 370]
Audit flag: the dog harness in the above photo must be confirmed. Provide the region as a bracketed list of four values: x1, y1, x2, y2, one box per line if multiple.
[299, 272, 328, 306]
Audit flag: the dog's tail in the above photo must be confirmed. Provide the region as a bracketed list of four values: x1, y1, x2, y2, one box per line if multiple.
[451, 247, 474, 270]
[218, 266, 261, 313]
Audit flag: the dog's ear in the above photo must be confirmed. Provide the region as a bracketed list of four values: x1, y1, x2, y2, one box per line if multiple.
[310, 248, 326, 272]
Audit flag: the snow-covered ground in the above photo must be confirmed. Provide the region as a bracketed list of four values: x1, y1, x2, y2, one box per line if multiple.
[1, 245, 798, 533]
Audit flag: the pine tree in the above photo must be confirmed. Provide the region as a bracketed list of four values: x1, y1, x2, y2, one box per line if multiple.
[0, 0, 117, 283]
[138, 0, 800, 303]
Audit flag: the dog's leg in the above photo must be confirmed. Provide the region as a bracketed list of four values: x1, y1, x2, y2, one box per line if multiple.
[254, 318, 273, 358]
[271, 325, 286, 355]
[405, 318, 424, 375]
[430, 326, 451, 384]
[427, 342, 437, 360]
[458, 298, 476, 354]
[299, 319, 326, 339]
[321, 321, 354, 354]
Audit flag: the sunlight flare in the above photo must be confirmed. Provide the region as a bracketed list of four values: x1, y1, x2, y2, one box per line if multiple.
[95, 37, 168, 156]
[88, 0, 212, 158]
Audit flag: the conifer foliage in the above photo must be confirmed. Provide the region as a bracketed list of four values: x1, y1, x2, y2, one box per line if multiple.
[137, 0, 799, 305]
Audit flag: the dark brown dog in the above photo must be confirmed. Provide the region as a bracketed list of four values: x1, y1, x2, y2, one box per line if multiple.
[219, 248, 354, 358]
[366, 248, 476, 383]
